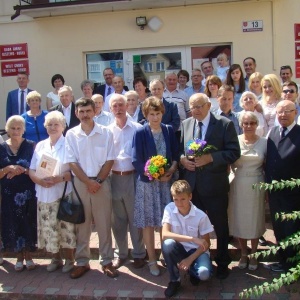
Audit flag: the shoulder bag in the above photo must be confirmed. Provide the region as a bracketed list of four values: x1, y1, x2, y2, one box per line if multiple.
[57, 174, 85, 224]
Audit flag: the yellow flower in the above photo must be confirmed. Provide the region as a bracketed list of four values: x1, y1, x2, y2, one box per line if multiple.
[159, 168, 164, 175]
[152, 173, 159, 179]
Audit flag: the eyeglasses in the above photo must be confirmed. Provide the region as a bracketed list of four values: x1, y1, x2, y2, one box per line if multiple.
[277, 110, 295, 115]
[282, 89, 296, 94]
[190, 103, 207, 110]
[242, 122, 257, 127]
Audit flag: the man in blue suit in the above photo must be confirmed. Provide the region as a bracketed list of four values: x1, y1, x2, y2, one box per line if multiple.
[138, 79, 180, 132]
[6, 72, 32, 120]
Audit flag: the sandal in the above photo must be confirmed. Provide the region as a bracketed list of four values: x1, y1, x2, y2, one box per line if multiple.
[26, 260, 36, 271]
[159, 252, 166, 267]
[15, 261, 24, 272]
[238, 255, 248, 269]
[148, 261, 160, 276]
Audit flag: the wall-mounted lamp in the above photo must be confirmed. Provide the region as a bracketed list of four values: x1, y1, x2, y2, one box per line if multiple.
[136, 16, 147, 30]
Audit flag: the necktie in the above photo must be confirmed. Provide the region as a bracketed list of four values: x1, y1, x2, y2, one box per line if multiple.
[20, 90, 24, 114]
[107, 87, 112, 96]
[281, 127, 287, 139]
[198, 121, 203, 139]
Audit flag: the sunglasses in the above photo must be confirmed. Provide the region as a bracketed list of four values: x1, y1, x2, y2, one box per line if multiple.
[282, 89, 296, 94]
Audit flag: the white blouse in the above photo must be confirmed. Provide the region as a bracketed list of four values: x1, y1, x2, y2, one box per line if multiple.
[30, 135, 72, 203]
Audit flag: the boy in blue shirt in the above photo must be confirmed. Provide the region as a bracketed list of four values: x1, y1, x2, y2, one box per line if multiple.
[162, 180, 214, 297]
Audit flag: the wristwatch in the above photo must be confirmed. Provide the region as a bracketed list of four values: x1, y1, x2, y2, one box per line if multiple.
[96, 178, 104, 184]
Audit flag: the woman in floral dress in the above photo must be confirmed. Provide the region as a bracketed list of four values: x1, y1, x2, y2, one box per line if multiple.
[0, 116, 37, 271]
[132, 96, 178, 276]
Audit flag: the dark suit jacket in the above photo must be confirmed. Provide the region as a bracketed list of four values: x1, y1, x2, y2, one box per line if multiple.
[50, 102, 80, 135]
[266, 125, 300, 198]
[6, 88, 32, 120]
[132, 123, 179, 182]
[94, 84, 129, 100]
[138, 98, 180, 132]
[180, 113, 240, 196]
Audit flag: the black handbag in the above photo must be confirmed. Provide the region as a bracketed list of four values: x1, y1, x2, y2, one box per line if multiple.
[57, 175, 85, 224]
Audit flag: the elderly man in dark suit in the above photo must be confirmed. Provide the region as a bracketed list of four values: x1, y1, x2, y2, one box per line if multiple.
[6, 72, 32, 120]
[50, 85, 79, 135]
[265, 100, 300, 272]
[180, 93, 240, 279]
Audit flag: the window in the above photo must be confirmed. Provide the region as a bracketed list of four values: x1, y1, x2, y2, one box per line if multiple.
[156, 61, 165, 72]
[144, 62, 153, 73]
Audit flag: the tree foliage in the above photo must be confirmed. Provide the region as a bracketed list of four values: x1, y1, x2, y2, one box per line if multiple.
[239, 180, 300, 298]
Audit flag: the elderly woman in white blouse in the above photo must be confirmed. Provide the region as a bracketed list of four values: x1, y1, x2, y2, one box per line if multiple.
[29, 111, 76, 273]
[239, 91, 268, 137]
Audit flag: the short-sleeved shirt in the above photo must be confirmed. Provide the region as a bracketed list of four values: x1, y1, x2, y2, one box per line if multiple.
[162, 202, 214, 252]
[163, 88, 189, 124]
[64, 122, 116, 177]
[108, 118, 142, 172]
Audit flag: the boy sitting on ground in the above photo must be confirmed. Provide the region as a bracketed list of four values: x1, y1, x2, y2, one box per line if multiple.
[162, 180, 214, 297]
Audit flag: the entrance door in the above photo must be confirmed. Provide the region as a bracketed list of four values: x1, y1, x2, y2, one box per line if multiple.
[125, 47, 188, 89]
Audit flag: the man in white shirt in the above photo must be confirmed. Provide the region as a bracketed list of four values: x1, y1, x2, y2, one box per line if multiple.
[91, 94, 113, 126]
[108, 94, 146, 269]
[64, 98, 118, 279]
[163, 73, 189, 143]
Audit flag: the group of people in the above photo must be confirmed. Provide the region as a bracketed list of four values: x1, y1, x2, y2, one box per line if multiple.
[1, 57, 300, 297]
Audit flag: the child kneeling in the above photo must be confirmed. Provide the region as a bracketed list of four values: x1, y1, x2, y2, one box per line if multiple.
[162, 180, 214, 297]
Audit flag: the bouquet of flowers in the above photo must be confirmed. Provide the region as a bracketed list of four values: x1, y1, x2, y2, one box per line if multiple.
[186, 139, 217, 161]
[144, 155, 169, 181]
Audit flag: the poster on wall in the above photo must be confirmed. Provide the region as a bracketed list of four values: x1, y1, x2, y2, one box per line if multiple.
[0, 43, 28, 60]
[110, 60, 123, 77]
[1, 60, 30, 77]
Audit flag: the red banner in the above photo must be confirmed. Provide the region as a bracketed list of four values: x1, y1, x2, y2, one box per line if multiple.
[295, 24, 300, 41]
[0, 43, 28, 60]
[296, 61, 300, 79]
[1, 60, 30, 77]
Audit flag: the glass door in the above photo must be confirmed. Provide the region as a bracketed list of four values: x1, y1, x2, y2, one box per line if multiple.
[125, 47, 188, 89]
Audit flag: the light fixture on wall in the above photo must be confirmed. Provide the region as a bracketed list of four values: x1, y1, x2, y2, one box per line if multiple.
[136, 16, 147, 30]
[148, 17, 163, 32]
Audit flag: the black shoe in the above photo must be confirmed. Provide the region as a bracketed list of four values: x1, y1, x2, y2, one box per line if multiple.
[216, 266, 229, 279]
[258, 236, 268, 246]
[190, 275, 200, 286]
[270, 263, 284, 272]
[165, 281, 181, 298]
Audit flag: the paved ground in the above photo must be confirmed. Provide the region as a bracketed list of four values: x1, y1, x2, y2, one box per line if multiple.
[0, 223, 299, 299]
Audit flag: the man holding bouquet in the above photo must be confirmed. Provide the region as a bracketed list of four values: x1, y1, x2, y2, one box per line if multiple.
[179, 92, 240, 279]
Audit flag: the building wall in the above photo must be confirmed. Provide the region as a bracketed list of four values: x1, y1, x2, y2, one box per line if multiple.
[0, 0, 299, 128]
